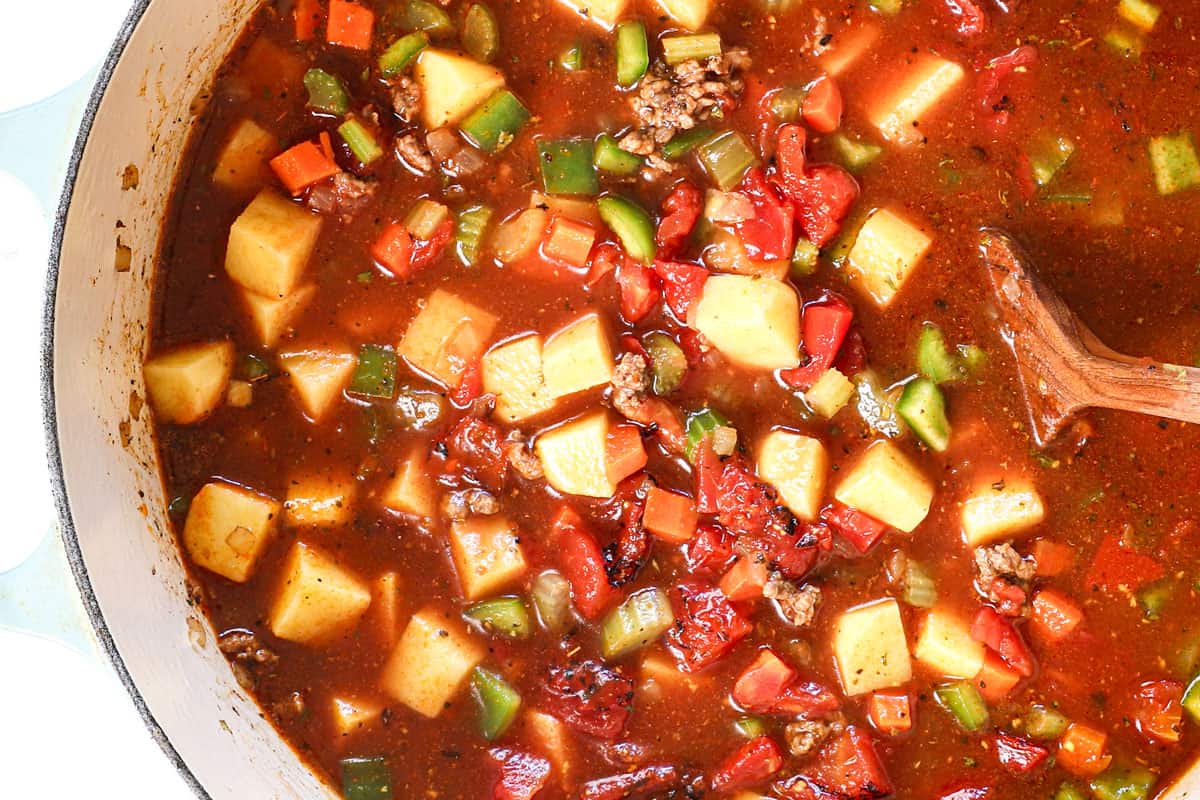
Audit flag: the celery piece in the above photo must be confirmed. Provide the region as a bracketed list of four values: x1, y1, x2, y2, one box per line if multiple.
[597, 195, 656, 263]
[303, 68, 349, 115]
[643, 332, 687, 395]
[902, 560, 937, 608]
[662, 126, 715, 161]
[1029, 135, 1076, 187]
[600, 587, 675, 659]
[341, 756, 392, 800]
[537, 138, 599, 196]
[460, 90, 531, 153]
[339, 118, 383, 164]
[769, 86, 808, 122]
[594, 134, 643, 176]
[935, 681, 989, 731]
[896, 378, 951, 452]
[404, 199, 451, 239]
[697, 130, 759, 191]
[1089, 765, 1157, 800]
[662, 33, 722, 65]
[349, 344, 398, 399]
[401, 0, 454, 35]
[455, 205, 493, 266]
[791, 237, 820, 278]
[615, 20, 649, 86]
[463, 3, 500, 62]
[1148, 132, 1200, 195]
[471, 667, 521, 740]
[379, 31, 428, 76]
[1025, 704, 1070, 739]
[831, 133, 883, 173]
[465, 596, 532, 638]
[734, 717, 767, 738]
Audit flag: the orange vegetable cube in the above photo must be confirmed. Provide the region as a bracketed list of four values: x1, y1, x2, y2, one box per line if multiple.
[270, 140, 339, 195]
[867, 691, 913, 735]
[326, 0, 374, 49]
[1057, 723, 1112, 778]
[605, 423, 647, 486]
[543, 216, 597, 269]
[1030, 588, 1084, 642]
[719, 555, 769, 602]
[643, 487, 699, 543]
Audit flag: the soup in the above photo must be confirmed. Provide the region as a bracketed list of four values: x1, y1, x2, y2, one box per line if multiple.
[143, 0, 1200, 797]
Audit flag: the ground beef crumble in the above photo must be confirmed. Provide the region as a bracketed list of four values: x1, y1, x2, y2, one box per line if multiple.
[504, 432, 544, 480]
[304, 172, 376, 220]
[764, 573, 822, 627]
[388, 75, 421, 123]
[609, 352, 651, 421]
[395, 133, 434, 174]
[785, 715, 845, 757]
[974, 542, 1038, 614]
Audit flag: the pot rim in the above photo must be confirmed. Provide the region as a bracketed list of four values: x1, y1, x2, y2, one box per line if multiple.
[40, 0, 210, 797]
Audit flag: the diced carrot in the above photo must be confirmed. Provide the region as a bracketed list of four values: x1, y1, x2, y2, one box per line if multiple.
[605, 424, 647, 486]
[543, 216, 597, 269]
[371, 223, 414, 275]
[1057, 723, 1112, 778]
[294, 0, 323, 41]
[269, 140, 340, 195]
[318, 131, 335, 162]
[1029, 588, 1083, 642]
[1086, 533, 1165, 592]
[974, 649, 1021, 704]
[1032, 539, 1074, 577]
[817, 22, 880, 77]
[326, 0, 374, 50]
[719, 555, 769, 602]
[643, 487, 699, 544]
[802, 75, 843, 133]
[867, 691, 913, 735]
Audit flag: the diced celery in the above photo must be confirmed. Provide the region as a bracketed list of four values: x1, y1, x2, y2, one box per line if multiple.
[916, 322, 983, 384]
[615, 21, 649, 87]
[463, 3, 500, 62]
[769, 86, 807, 122]
[824, 213, 866, 268]
[1054, 783, 1088, 800]
[471, 667, 521, 740]
[597, 195, 656, 263]
[1025, 704, 1071, 739]
[662, 126, 714, 161]
[537, 138, 599, 196]
[902, 559, 937, 608]
[831, 133, 883, 173]
[791, 237, 820, 277]
[465, 596, 532, 638]
[303, 68, 349, 115]
[1137, 579, 1173, 620]
[531, 570, 573, 633]
[559, 41, 584, 71]
[460, 90, 531, 153]
[339, 118, 384, 164]
[1171, 633, 1200, 680]
[644, 333, 687, 395]
[734, 717, 767, 738]
[238, 353, 271, 382]
[600, 587, 675, 659]
[1148, 132, 1200, 196]
[404, 198, 451, 239]
[379, 31, 428, 76]
[697, 131, 759, 191]
[685, 407, 731, 462]
[594, 134, 643, 175]
[896, 378, 951, 452]
[935, 681, 989, 731]
[1184, 674, 1200, 723]
[1029, 135, 1076, 187]
[341, 756, 392, 800]
[455, 205, 493, 266]
[401, 0, 454, 35]
[349, 345, 398, 399]
[1117, 0, 1161, 33]
[662, 33, 722, 65]
[1089, 765, 1157, 800]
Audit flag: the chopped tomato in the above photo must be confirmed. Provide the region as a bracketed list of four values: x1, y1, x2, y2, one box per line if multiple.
[937, 785, 991, 800]
[718, 459, 818, 579]
[710, 736, 784, 793]
[665, 582, 753, 672]
[1029, 588, 1083, 642]
[445, 417, 507, 491]
[655, 181, 703, 257]
[777, 727, 893, 799]
[586, 241, 622, 286]
[1032, 539, 1075, 577]
[941, 0, 988, 37]
[780, 294, 855, 390]
[732, 649, 797, 713]
[371, 223, 414, 275]
[988, 577, 1028, 618]
[1057, 723, 1111, 778]
[451, 360, 483, 406]
[326, 0, 374, 49]
[643, 486, 699, 543]
[411, 218, 455, 271]
[1131, 679, 1185, 744]
[718, 555, 770, 602]
[684, 523, 736, 574]
[971, 607, 1035, 677]
[801, 75, 843, 133]
[974, 649, 1022, 703]
[294, 0, 323, 41]
[821, 502, 888, 554]
[579, 765, 679, 800]
[977, 45, 1038, 136]
[636, 397, 687, 454]
[994, 733, 1049, 775]
[603, 499, 650, 587]
[652, 260, 709, 322]
[543, 659, 634, 740]
[553, 507, 615, 619]
[693, 439, 722, 514]
[489, 749, 552, 800]
[833, 327, 868, 376]
[1086, 533, 1166, 591]
[780, 163, 860, 248]
[868, 691, 913, 735]
[735, 168, 794, 262]
[775, 680, 842, 718]
[605, 424, 647, 486]
[616, 261, 661, 324]
[776, 123, 807, 187]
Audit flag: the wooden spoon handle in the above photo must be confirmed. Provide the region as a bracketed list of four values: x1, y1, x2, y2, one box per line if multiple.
[1073, 331, 1200, 423]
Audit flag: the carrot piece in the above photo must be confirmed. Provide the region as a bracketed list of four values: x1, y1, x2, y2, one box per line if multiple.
[543, 216, 597, 269]
[1031, 539, 1074, 577]
[643, 487, 699, 544]
[371, 223, 413, 275]
[326, 0, 374, 50]
[605, 424, 647, 486]
[1057, 723, 1112, 778]
[867, 691, 913, 735]
[318, 131, 336, 162]
[1029, 588, 1083, 642]
[802, 75, 843, 133]
[974, 649, 1021, 704]
[294, 0, 323, 40]
[269, 140, 339, 195]
[719, 555, 769, 602]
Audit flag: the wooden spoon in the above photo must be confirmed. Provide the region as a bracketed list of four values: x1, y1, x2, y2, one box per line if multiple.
[979, 228, 1200, 447]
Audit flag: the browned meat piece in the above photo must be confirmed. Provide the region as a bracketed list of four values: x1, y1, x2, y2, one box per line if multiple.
[304, 173, 376, 220]
[785, 715, 845, 757]
[271, 691, 307, 720]
[218, 629, 278, 666]
[974, 543, 1037, 587]
[764, 573, 822, 627]
[610, 353, 651, 420]
[441, 488, 500, 521]
[504, 433, 544, 480]
[389, 75, 421, 123]
[578, 765, 679, 800]
[395, 133, 434, 174]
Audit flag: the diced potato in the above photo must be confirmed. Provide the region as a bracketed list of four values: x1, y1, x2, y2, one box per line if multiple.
[269, 541, 372, 644]
[702, 226, 789, 281]
[847, 208, 933, 308]
[654, 0, 712, 30]
[449, 515, 529, 600]
[380, 448, 437, 518]
[693, 274, 801, 370]
[555, 0, 629, 29]
[183, 481, 281, 583]
[144, 340, 234, 424]
[832, 598, 912, 696]
[278, 347, 357, 421]
[284, 473, 356, 527]
[834, 440, 934, 533]
[398, 289, 499, 387]
[482, 334, 554, 423]
[542, 314, 614, 400]
[818, 22, 881, 77]
[914, 607, 985, 679]
[241, 284, 316, 348]
[330, 695, 383, 738]
[493, 208, 550, 264]
[757, 430, 828, 522]
[640, 651, 705, 696]
[414, 49, 506, 129]
[226, 379, 253, 408]
[380, 608, 485, 717]
[805, 367, 855, 419]
[371, 571, 404, 647]
[212, 118, 278, 196]
[526, 709, 573, 784]
[961, 482, 1046, 546]
[225, 189, 322, 299]
[530, 192, 601, 226]
[535, 411, 615, 498]
[868, 54, 965, 145]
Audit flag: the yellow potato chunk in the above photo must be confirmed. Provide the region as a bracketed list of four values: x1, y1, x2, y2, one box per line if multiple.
[914, 607, 985, 679]
[144, 340, 234, 424]
[211, 118, 278, 196]
[542, 313, 614, 400]
[526, 709, 573, 784]
[535, 411, 614, 498]
[183, 481, 280, 583]
[640, 651, 706, 696]
[530, 192, 601, 226]
[225, 189, 322, 299]
[833, 598, 912, 696]
[380, 448, 437, 518]
[961, 482, 1046, 546]
[278, 347, 357, 421]
[494, 208, 550, 264]
[241, 284, 315, 348]
[757, 430, 828, 522]
[835, 440, 934, 533]
[330, 695, 383, 738]
[269, 541, 372, 645]
[414, 49, 506, 129]
[284, 473, 356, 528]
[818, 22, 881, 77]
[398, 289, 499, 387]
[804, 367, 855, 419]
[381, 608, 485, 717]
[449, 516, 529, 600]
[654, 0, 712, 30]
[868, 54, 965, 145]
[482, 334, 554, 423]
[847, 208, 933, 308]
[694, 274, 800, 370]
[555, 0, 629, 28]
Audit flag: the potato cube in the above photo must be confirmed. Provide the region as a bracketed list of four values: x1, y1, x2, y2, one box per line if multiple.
[847, 208, 933, 308]
[494, 208, 550, 264]
[226, 379, 254, 408]
[381, 608, 485, 717]
[832, 598, 912, 696]
[530, 192, 601, 226]
[914, 607, 985, 679]
[869, 55, 965, 145]
[284, 473, 356, 527]
[805, 367, 855, 419]
[414, 49, 506, 129]
[183, 481, 280, 582]
[212, 118, 278, 196]
[757, 430, 828, 522]
[449, 516, 529, 600]
[554, 0, 629, 28]
[482, 334, 554, 423]
[241, 284, 316, 348]
[640, 651, 706, 695]
[278, 347, 357, 421]
[398, 289, 498, 387]
[818, 22, 881, 77]
[542, 314, 614, 400]
[144, 340, 234, 424]
[694, 274, 800, 370]
[654, 0, 712, 30]
[330, 695, 383, 738]
[834, 440, 934, 533]
[526, 709, 573, 784]
[380, 448, 437, 518]
[226, 189, 322, 299]
[961, 482, 1046, 546]
[269, 541, 372, 644]
[535, 411, 615, 498]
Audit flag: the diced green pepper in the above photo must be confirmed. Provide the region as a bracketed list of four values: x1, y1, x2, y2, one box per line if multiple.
[1137, 579, 1173, 620]
[643, 332, 687, 395]
[341, 756, 392, 800]
[237, 353, 271, 382]
[935, 681, 989, 731]
[1029, 135, 1076, 187]
[463, 3, 500, 62]
[1183, 674, 1200, 723]
[663, 127, 715, 161]
[455, 205, 493, 266]
[303, 68, 349, 115]
[379, 31, 428, 76]
[594, 134, 643, 175]
[465, 596, 532, 638]
[697, 130, 758, 191]
[1089, 765, 1157, 800]
[1025, 704, 1070, 739]
[1148, 132, 1200, 196]
[615, 20, 649, 87]
[460, 90, 531, 153]
[831, 133, 883, 173]
[662, 33, 721, 65]
[769, 86, 807, 122]
[1053, 783, 1088, 800]
[349, 344, 398, 399]
[791, 237, 820, 278]
[471, 667, 521, 740]
[917, 323, 983, 384]
[734, 717, 767, 738]
[600, 587, 675, 659]
[597, 195, 656, 263]
[537, 138, 599, 196]
[896, 377, 951, 452]
[339, 118, 383, 165]
[902, 560, 937, 608]
[401, 0, 454, 35]
[685, 407, 731, 462]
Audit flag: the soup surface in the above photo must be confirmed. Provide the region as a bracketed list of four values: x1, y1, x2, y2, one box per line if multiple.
[145, 0, 1200, 797]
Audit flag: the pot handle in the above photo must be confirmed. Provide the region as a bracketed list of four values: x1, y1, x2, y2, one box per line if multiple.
[0, 526, 98, 656]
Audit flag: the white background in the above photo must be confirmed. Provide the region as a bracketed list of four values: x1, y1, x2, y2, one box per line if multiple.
[0, 1, 193, 796]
